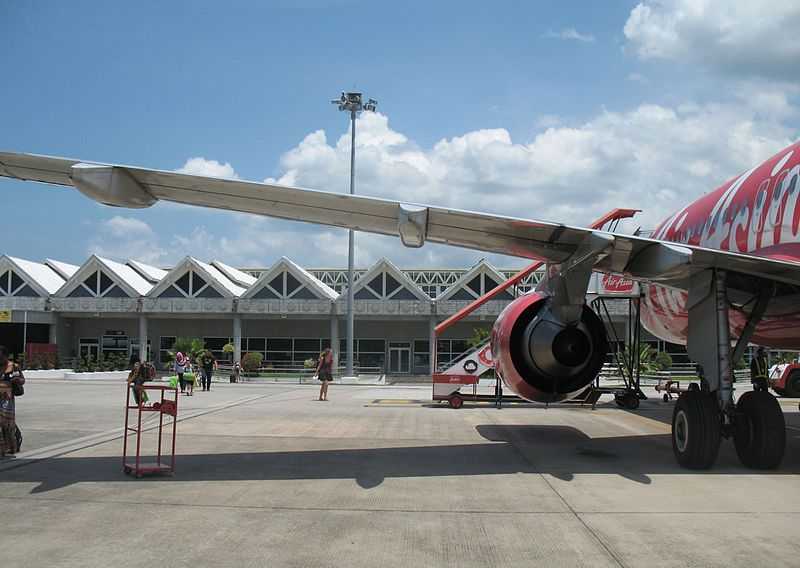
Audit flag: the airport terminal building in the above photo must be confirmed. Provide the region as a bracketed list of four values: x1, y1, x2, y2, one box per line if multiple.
[0, 253, 645, 375]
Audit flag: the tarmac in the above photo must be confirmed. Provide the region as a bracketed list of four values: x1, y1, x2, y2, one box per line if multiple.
[1, 378, 799, 567]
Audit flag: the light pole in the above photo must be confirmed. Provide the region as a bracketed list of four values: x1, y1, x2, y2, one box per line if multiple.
[331, 92, 377, 376]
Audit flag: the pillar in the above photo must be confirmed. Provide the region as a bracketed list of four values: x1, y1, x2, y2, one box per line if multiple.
[138, 314, 148, 363]
[429, 315, 437, 376]
[49, 312, 58, 345]
[330, 315, 340, 372]
[233, 314, 242, 364]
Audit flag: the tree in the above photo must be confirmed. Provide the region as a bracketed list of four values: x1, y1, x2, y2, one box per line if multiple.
[169, 337, 205, 362]
[654, 351, 673, 371]
[467, 327, 491, 349]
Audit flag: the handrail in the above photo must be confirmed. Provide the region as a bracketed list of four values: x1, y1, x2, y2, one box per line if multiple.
[434, 208, 641, 336]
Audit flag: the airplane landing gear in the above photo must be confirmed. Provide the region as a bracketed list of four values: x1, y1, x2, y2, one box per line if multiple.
[733, 391, 785, 469]
[671, 389, 721, 469]
[677, 269, 786, 470]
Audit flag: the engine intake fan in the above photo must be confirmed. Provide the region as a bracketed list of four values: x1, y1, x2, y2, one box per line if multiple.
[491, 293, 608, 403]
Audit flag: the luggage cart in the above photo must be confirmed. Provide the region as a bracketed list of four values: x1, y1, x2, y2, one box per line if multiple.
[123, 384, 178, 478]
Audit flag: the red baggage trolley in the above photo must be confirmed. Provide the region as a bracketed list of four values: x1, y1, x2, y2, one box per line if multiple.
[123, 384, 178, 478]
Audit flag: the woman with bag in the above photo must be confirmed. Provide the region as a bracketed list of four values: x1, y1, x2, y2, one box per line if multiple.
[175, 351, 193, 395]
[316, 347, 334, 401]
[0, 345, 25, 457]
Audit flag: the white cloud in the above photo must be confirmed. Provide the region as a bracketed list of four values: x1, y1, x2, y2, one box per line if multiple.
[544, 27, 596, 43]
[88, 216, 167, 265]
[627, 72, 648, 84]
[535, 114, 562, 128]
[624, 0, 800, 79]
[265, 108, 794, 233]
[176, 157, 239, 179]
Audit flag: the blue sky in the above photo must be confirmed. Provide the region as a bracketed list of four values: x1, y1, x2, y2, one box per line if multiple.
[1, 1, 798, 268]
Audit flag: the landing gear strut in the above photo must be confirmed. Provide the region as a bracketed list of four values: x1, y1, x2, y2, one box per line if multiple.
[672, 269, 785, 470]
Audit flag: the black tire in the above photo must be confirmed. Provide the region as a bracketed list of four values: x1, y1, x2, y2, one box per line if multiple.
[672, 390, 721, 469]
[623, 391, 639, 410]
[663, 394, 670, 403]
[784, 370, 800, 398]
[449, 395, 463, 409]
[733, 391, 785, 469]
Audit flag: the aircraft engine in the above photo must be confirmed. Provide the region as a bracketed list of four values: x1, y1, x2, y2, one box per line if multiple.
[491, 292, 608, 403]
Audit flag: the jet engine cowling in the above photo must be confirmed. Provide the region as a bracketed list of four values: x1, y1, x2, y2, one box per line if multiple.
[491, 292, 608, 403]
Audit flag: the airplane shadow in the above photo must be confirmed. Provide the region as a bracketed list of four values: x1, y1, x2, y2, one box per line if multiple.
[3, 423, 800, 494]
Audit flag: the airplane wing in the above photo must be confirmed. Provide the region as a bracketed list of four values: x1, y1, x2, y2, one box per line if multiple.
[2, 151, 800, 293]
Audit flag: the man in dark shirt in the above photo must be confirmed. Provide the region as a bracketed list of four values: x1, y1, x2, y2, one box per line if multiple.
[200, 350, 216, 391]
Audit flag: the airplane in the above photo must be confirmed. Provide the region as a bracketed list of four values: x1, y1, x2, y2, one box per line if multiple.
[2, 138, 800, 472]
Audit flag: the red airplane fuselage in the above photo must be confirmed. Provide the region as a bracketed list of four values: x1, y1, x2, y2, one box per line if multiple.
[642, 141, 800, 349]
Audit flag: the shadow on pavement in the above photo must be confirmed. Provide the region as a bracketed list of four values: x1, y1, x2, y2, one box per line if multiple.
[3, 424, 799, 494]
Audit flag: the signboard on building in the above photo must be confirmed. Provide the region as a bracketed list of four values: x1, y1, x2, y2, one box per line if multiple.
[0, 311, 11, 323]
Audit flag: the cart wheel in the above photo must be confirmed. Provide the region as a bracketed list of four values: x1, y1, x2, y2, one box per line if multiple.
[623, 391, 640, 410]
[663, 394, 670, 403]
[449, 395, 464, 409]
[124, 466, 131, 474]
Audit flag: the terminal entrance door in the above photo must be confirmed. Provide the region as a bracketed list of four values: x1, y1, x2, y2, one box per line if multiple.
[79, 338, 99, 361]
[389, 342, 411, 374]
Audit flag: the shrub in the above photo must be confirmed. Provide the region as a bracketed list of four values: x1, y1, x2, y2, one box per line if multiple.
[304, 358, 316, 369]
[654, 351, 673, 371]
[241, 352, 264, 373]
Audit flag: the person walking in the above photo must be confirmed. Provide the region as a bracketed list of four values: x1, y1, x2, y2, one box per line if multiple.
[316, 347, 334, 401]
[0, 345, 24, 457]
[175, 351, 189, 395]
[750, 346, 769, 392]
[200, 350, 216, 391]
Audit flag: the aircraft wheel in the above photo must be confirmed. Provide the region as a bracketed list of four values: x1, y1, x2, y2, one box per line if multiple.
[448, 395, 464, 409]
[672, 390, 721, 469]
[733, 391, 785, 469]
[784, 371, 800, 398]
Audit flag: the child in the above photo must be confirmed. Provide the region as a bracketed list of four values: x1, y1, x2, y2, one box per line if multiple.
[127, 361, 149, 406]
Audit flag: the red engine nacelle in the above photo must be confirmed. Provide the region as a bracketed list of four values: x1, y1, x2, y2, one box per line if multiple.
[491, 293, 608, 403]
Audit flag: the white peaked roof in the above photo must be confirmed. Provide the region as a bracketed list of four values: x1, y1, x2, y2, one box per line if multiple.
[148, 257, 245, 298]
[95, 256, 154, 295]
[128, 259, 168, 283]
[437, 258, 513, 302]
[212, 260, 257, 287]
[45, 258, 79, 280]
[194, 259, 246, 296]
[243, 256, 338, 300]
[344, 258, 430, 301]
[55, 255, 153, 297]
[2, 256, 65, 295]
